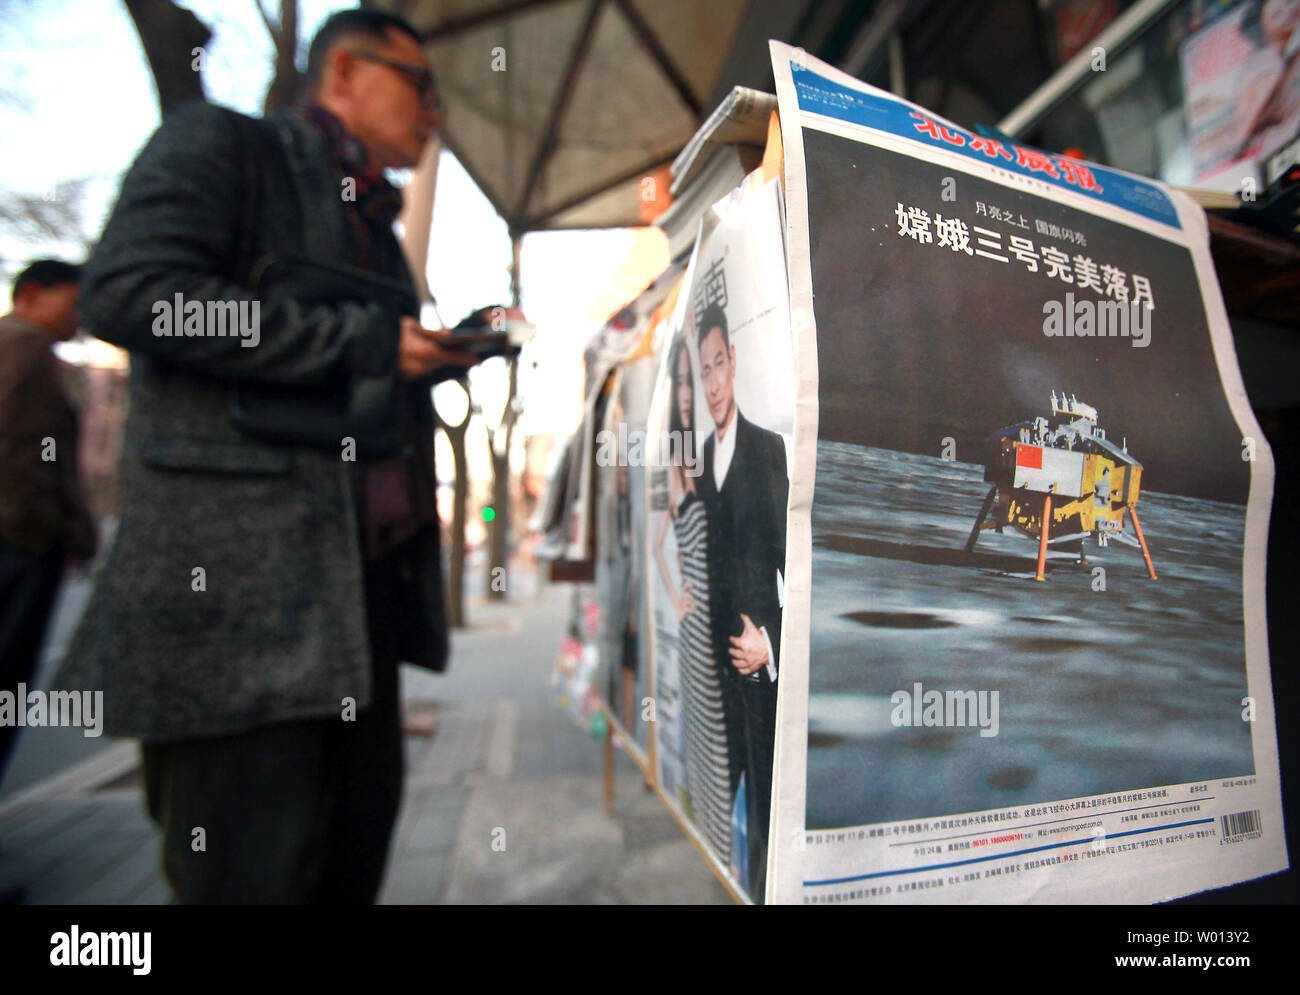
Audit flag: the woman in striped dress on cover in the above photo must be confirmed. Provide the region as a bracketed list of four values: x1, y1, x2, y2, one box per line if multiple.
[654, 336, 731, 863]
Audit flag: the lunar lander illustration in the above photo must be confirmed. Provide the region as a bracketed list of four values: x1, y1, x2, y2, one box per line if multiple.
[962, 391, 1158, 581]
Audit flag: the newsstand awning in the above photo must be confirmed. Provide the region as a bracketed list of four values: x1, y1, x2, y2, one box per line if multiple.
[375, 0, 751, 232]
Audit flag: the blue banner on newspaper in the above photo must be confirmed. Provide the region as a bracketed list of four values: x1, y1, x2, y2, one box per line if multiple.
[791, 62, 1181, 230]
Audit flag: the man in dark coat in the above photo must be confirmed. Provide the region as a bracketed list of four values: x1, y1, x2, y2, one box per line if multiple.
[0, 260, 97, 786]
[695, 303, 788, 903]
[57, 9, 477, 903]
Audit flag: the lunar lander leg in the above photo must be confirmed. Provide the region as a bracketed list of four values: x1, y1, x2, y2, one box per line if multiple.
[961, 485, 1000, 560]
[1128, 507, 1158, 580]
[1035, 493, 1052, 582]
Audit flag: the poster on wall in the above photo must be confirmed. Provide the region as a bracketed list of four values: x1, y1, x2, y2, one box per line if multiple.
[644, 168, 795, 903]
[768, 42, 1286, 904]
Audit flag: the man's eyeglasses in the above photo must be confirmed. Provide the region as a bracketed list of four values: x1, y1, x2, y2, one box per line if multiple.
[348, 50, 441, 112]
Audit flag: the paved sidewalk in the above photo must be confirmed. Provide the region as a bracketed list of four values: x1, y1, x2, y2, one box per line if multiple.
[0, 567, 732, 905]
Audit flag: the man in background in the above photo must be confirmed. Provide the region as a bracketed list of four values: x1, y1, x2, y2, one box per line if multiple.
[58, 8, 476, 903]
[0, 260, 97, 789]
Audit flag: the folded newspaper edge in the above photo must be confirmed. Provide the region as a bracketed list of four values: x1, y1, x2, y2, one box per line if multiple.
[670, 85, 777, 196]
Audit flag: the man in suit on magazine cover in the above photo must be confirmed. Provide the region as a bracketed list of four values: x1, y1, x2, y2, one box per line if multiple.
[695, 302, 789, 902]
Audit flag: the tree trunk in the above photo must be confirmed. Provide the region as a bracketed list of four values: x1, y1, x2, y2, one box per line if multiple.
[123, 0, 211, 114]
[438, 379, 472, 628]
[484, 235, 524, 601]
[485, 355, 519, 601]
[448, 418, 469, 627]
[261, 0, 302, 115]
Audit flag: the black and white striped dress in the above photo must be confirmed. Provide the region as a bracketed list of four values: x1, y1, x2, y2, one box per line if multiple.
[672, 490, 732, 863]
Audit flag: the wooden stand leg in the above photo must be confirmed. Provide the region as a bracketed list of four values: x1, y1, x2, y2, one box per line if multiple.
[1129, 507, 1158, 580]
[603, 721, 615, 815]
[1036, 493, 1052, 582]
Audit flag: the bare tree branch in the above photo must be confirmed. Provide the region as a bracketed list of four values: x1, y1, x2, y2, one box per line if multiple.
[0, 176, 98, 254]
[252, 0, 277, 40]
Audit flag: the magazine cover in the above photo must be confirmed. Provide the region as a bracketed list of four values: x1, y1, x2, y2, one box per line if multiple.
[566, 265, 684, 562]
[593, 283, 678, 763]
[767, 41, 1286, 904]
[644, 169, 795, 903]
[1180, 0, 1300, 191]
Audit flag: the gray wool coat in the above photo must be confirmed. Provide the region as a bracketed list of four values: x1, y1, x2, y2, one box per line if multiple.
[57, 100, 450, 741]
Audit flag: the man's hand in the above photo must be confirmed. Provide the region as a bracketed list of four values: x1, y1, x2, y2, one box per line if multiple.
[729, 612, 770, 676]
[398, 317, 480, 380]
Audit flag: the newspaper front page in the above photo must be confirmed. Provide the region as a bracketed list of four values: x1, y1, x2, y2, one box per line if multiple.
[767, 41, 1287, 904]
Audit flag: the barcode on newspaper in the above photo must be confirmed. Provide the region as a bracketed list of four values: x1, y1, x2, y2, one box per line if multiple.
[1220, 810, 1262, 840]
